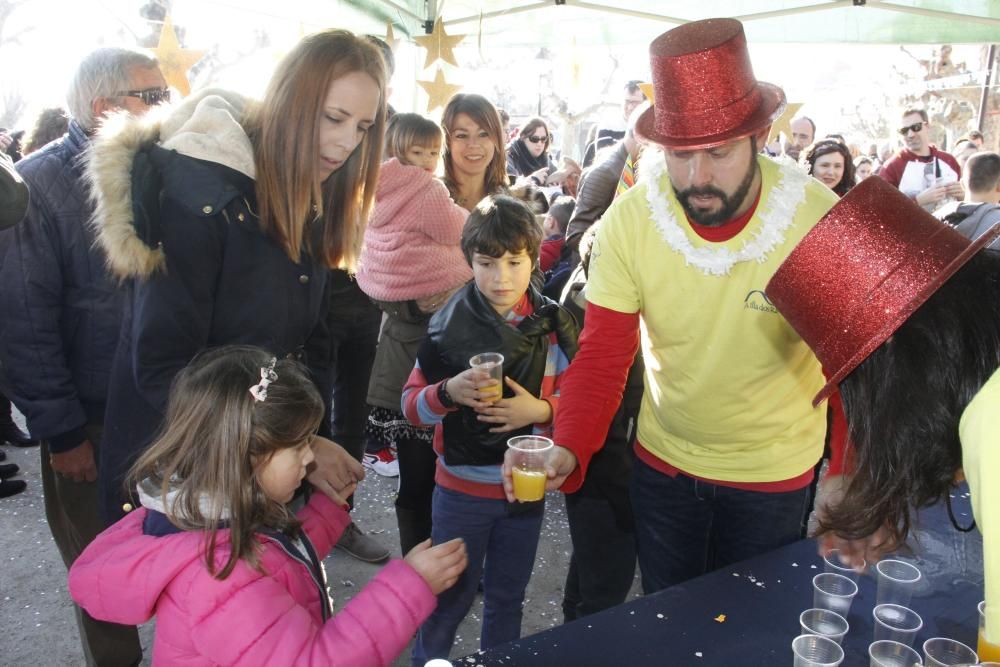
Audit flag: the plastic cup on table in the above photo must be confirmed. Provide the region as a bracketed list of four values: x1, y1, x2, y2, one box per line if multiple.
[876, 559, 922, 607]
[824, 548, 866, 581]
[873, 604, 923, 647]
[868, 640, 923, 667]
[793, 634, 844, 667]
[922, 637, 978, 666]
[507, 435, 553, 502]
[800, 608, 850, 645]
[813, 573, 859, 618]
[981, 601, 1000, 662]
[469, 352, 504, 403]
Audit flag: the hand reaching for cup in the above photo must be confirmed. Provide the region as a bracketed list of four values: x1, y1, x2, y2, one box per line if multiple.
[405, 538, 468, 595]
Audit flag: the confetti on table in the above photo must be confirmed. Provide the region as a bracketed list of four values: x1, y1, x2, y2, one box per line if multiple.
[792, 562, 799, 567]
[657, 613, 664, 619]
[714, 614, 726, 623]
[695, 652, 703, 658]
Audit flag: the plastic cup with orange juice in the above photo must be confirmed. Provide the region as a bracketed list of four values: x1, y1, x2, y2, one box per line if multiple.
[981, 600, 1000, 662]
[469, 352, 504, 403]
[507, 435, 553, 502]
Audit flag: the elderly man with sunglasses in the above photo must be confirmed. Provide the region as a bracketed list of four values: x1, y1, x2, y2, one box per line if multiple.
[0, 47, 166, 666]
[879, 108, 964, 211]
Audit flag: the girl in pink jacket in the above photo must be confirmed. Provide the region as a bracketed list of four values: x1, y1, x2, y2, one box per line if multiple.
[68, 346, 467, 666]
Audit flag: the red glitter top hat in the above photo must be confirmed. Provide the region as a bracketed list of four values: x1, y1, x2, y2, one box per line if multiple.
[635, 18, 785, 150]
[766, 177, 1000, 406]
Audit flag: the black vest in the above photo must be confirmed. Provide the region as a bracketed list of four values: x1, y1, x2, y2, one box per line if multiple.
[419, 283, 578, 466]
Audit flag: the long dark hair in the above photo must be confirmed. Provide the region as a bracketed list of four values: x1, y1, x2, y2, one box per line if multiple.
[822, 249, 1000, 548]
[802, 139, 855, 198]
[129, 346, 325, 580]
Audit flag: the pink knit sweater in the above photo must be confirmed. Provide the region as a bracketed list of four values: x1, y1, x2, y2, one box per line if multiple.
[356, 158, 472, 301]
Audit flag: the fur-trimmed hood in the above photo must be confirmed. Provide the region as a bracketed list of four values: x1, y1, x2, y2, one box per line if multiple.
[87, 89, 255, 280]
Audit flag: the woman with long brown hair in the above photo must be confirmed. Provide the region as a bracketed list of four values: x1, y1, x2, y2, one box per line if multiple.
[441, 93, 509, 211]
[89, 29, 385, 524]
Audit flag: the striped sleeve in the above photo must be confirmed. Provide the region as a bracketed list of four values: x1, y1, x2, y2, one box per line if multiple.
[401, 360, 454, 426]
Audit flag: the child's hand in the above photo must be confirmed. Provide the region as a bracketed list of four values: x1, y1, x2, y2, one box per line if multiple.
[444, 368, 499, 409]
[405, 538, 468, 595]
[476, 377, 552, 432]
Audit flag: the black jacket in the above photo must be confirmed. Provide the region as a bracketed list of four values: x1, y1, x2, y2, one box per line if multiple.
[417, 282, 577, 466]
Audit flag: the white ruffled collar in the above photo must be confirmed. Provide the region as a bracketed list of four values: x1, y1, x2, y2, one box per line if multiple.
[639, 150, 809, 276]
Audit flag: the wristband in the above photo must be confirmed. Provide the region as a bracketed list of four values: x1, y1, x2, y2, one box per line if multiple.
[437, 378, 457, 408]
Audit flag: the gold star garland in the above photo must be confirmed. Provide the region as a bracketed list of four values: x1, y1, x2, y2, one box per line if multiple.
[152, 15, 206, 97]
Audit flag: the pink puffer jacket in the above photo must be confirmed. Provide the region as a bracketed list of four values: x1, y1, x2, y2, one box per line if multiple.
[68, 492, 436, 666]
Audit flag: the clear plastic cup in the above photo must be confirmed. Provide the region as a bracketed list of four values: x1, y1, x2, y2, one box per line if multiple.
[793, 634, 845, 667]
[873, 604, 923, 647]
[800, 608, 850, 645]
[869, 640, 923, 667]
[813, 573, 859, 617]
[824, 549, 866, 581]
[507, 435, 553, 502]
[922, 637, 978, 666]
[981, 601, 1000, 662]
[876, 559, 922, 607]
[469, 352, 504, 403]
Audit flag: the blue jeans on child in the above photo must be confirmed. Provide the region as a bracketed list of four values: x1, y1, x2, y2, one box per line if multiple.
[630, 454, 810, 594]
[412, 486, 545, 666]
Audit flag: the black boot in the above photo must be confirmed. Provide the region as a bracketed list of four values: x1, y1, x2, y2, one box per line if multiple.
[0, 463, 20, 479]
[0, 479, 25, 498]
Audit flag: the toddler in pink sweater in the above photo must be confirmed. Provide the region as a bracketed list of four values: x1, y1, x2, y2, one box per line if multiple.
[68, 346, 467, 666]
[356, 113, 471, 307]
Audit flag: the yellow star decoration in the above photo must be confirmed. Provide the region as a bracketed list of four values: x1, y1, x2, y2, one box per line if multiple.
[638, 82, 655, 104]
[385, 22, 401, 53]
[767, 102, 804, 146]
[417, 67, 462, 112]
[413, 18, 464, 69]
[152, 15, 206, 97]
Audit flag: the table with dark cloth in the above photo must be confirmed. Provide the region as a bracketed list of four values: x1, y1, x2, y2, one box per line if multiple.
[461, 484, 983, 666]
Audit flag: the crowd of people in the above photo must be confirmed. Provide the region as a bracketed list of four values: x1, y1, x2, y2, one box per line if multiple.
[0, 16, 997, 667]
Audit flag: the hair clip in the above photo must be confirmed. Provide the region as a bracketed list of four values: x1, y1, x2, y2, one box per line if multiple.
[249, 357, 278, 402]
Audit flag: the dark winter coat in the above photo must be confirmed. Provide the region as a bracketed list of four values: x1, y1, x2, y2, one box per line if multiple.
[0, 120, 123, 451]
[88, 92, 332, 522]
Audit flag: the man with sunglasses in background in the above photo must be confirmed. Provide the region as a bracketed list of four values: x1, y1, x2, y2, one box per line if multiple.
[879, 108, 964, 211]
[0, 47, 166, 666]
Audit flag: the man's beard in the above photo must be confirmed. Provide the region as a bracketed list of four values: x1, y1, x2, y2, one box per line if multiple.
[675, 151, 758, 227]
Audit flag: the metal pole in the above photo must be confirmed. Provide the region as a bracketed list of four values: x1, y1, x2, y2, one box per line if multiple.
[978, 44, 997, 132]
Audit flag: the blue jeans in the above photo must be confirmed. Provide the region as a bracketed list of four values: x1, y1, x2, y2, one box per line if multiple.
[630, 454, 810, 594]
[412, 486, 544, 666]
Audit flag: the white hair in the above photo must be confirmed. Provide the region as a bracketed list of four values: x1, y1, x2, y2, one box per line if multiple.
[67, 47, 160, 131]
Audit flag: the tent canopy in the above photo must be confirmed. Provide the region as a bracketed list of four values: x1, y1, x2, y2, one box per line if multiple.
[358, 0, 1000, 45]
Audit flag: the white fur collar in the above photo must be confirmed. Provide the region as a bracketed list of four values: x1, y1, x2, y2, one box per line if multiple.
[88, 89, 255, 280]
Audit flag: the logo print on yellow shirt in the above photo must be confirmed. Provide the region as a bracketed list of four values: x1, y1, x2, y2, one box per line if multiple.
[744, 290, 778, 314]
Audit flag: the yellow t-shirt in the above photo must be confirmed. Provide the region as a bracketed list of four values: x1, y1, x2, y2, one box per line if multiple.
[959, 365, 1000, 644]
[586, 153, 838, 483]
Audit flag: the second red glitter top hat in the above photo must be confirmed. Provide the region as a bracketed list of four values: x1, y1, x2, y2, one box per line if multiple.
[766, 176, 1000, 406]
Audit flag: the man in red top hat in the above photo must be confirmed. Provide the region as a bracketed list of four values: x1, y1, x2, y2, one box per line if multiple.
[502, 17, 847, 593]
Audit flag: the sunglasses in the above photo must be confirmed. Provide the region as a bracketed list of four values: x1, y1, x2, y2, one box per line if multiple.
[114, 87, 171, 106]
[526, 134, 549, 144]
[898, 122, 924, 136]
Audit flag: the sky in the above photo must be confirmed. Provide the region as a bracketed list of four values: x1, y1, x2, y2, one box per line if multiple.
[0, 0, 990, 154]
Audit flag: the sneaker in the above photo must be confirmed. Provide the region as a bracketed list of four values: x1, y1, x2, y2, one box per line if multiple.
[0, 479, 25, 498]
[362, 447, 399, 478]
[0, 463, 20, 479]
[335, 522, 390, 563]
